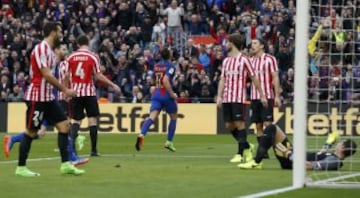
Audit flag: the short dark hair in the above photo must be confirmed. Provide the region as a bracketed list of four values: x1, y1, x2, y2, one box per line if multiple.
[161, 48, 171, 60]
[254, 38, 268, 52]
[43, 22, 61, 37]
[53, 41, 66, 49]
[343, 139, 357, 158]
[228, 33, 244, 51]
[77, 35, 89, 46]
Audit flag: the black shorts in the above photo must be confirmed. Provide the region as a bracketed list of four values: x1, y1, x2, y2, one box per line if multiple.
[59, 100, 72, 117]
[250, 99, 274, 123]
[71, 96, 100, 120]
[26, 101, 67, 130]
[222, 103, 245, 122]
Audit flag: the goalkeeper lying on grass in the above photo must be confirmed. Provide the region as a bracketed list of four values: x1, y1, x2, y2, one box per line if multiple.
[238, 124, 357, 170]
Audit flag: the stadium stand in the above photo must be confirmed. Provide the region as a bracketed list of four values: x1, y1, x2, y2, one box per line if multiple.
[0, 0, 356, 104]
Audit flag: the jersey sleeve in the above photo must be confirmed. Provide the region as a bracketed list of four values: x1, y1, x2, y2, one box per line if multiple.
[220, 57, 228, 79]
[311, 155, 343, 170]
[243, 56, 255, 77]
[268, 55, 279, 73]
[92, 54, 101, 74]
[35, 43, 50, 69]
[165, 65, 175, 79]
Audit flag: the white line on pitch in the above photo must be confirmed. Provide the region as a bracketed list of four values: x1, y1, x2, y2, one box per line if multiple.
[0, 153, 230, 164]
[238, 186, 300, 198]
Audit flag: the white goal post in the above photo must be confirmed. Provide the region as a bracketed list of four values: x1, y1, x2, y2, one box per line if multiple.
[293, 0, 309, 188]
[296, 0, 360, 189]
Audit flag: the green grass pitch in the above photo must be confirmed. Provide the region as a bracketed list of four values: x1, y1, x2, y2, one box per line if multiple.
[0, 133, 359, 198]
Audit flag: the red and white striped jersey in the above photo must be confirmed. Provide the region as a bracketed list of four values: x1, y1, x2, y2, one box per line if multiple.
[57, 60, 70, 100]
[250, 53, 278, 100]
[25, 40, 57, 102]
[67, 48, 101, 97]
[221, 53, 255, 103]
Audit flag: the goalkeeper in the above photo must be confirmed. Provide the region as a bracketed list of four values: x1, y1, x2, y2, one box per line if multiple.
[238, 124, 357, 170]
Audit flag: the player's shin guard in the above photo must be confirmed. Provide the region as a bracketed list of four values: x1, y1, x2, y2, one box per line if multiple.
[254, 125, 275, 163]
[167, 119, 176, 141]
[237, 129, 249, 155]
[89, 126, 98, 153]
[58, 132, 69, 163]
[18, 134, 33, 166]
[141, 118, 154, 136]
[257, 136, 270, 159]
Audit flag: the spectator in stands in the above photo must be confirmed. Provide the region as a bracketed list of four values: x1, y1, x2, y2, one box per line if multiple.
[185, 14, 206, 35]
[0, 0, 356, 104]
[125, 26, 142, 49]
[152, 18, 167, 45]
[130, 85, 144, 103]
[0, 74, 11, 94]
[160, 0, 184, 35]
[141, 75, 154, 101]
[275, 44, 293, 72]
[209, 20, 227, 49]
[177, 90, 190, 103]
[198, 44, 211, 73]
[174, 73, 190, 94]
[190, 56, 204, 73]
[15, 71, 27, 93]
[243, 18, 263, 47]
[0, 91, 8, 102]
[116, 2, 133, 30]
[184, 38, 198, 58]
[141, 15, 154, 49]
[8, 84, 23, 102]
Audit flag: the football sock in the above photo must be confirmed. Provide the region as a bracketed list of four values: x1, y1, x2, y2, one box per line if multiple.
[141, 118, 154, 136]
[70, 123, 80, 140]
[89, 126, 98, 153]
[254, 125, 276, 163]
[12, 132, 25, 143]
[42, 120, 49, 127]
[230, 129, 239, 142]
[58, 132, 69, 163]
[257, 136, 261, 144]
[70, 123, 80, 151]
[167, 119, 177, 141]
[18, 134, 33, 166]
[68, 135, 76, 160]
[237, 129, 249, 155]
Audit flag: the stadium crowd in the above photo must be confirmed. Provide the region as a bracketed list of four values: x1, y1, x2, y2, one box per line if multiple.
[0, 0, 358, 104]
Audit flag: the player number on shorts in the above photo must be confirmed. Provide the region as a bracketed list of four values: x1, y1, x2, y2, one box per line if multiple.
[75, 62, 85, 79]
[33, 110, 44, 127]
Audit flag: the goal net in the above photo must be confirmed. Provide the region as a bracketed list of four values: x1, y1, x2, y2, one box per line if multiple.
[302, 0, 360, 188]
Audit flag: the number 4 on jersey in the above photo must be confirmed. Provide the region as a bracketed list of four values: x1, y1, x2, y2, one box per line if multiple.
[75, 62, 85, 79]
